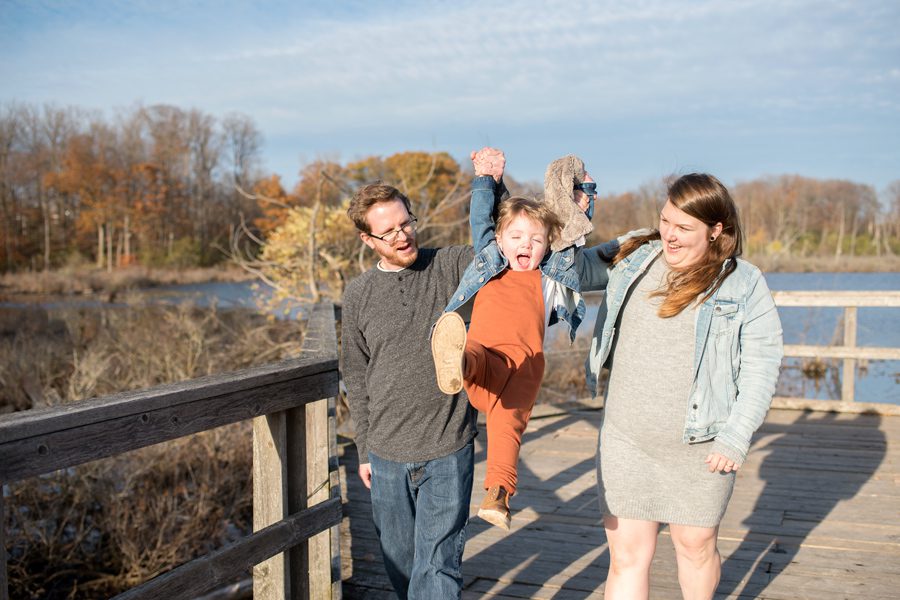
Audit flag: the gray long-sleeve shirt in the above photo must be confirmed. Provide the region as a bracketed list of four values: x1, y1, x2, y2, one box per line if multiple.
[341, 246, 477, 463]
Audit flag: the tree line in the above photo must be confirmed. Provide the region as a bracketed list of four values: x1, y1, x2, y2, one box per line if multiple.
[592, 176, 899, 259]
[2, 102, 898, 285]
[0, 103, 262, 272]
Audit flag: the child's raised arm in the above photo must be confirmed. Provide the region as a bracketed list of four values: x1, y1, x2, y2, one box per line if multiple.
[469, 147, 507, 252]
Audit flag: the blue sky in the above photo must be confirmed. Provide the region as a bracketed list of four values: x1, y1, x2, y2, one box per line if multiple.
[2, 0, 899, 195]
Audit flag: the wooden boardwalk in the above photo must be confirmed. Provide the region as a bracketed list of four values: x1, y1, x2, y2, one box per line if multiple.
[338, 406, 900, 599]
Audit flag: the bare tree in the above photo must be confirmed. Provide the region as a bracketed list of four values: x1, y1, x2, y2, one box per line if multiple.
[0, 104, 22, 271]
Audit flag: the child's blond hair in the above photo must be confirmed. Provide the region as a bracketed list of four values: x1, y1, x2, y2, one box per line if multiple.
[495, 196, 562, 246]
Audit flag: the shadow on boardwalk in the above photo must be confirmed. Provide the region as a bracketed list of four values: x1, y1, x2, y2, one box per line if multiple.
[717, 410, 888, 599]
[339, 407, 897, 599]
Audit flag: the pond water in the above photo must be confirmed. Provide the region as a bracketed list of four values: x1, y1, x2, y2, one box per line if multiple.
[3, 272, 898, 404]
[576, 272, 900, 405]
[765, 272, 899, 405]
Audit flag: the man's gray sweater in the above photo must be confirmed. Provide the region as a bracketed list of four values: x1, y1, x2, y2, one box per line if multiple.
[341, 246, 477, 463]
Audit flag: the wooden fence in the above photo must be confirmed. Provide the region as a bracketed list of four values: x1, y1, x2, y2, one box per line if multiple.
[0, 303, 343, 600]
[570, 289, 900, 415]
[771, 290, 900, 415]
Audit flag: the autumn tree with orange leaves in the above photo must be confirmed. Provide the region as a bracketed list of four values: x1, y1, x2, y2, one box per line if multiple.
[1, 101, 898, 276]
[0, 103, 263, 272]
[233, 151, 473, 305]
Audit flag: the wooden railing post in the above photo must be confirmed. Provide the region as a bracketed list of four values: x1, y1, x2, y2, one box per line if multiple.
[842, 306, 857, 403]
[305, 398, 331, 598]
[286, 405, 312, 598]
[252, 391, 313, 600]
[252, 303, 339, 599]
[300, 304, 342, 598]
[327, 394, 343, 599]
[253, 412, 290, 598]
[1, 489, 8, 600]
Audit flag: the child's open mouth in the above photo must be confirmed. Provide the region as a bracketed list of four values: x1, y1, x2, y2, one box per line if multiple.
[516, 253, 531, 269]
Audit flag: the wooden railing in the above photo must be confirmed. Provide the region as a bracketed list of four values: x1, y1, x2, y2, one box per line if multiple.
[771, 290, 900, 415]
[0, 303, 343, 600]
[571, 289, 900, 415]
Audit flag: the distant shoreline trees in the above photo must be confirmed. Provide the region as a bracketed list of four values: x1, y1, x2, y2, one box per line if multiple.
[590, 175, 899, 261]
[2, 101, 898, 282]
[0, 103, 262, 272]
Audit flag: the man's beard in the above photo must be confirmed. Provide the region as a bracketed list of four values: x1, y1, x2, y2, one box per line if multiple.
[380, 238, 418, 268]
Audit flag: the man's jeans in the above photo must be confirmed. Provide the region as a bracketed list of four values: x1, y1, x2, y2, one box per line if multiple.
[369, 441, 475, 599]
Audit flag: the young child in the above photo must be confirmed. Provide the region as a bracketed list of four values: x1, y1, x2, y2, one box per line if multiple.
[431, 148, 598, 530]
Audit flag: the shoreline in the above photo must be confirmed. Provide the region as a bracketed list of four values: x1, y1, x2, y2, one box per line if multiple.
[749, 254, 900, 273]
[0, 265, 254, 298]
[1, 255, 899, 298]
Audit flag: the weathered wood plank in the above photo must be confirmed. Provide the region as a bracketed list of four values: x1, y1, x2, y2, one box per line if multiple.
[770, 290, 900, 307]
[0, 354, 337, 444]
[771, 396, 900, 415]
[286, 404, 312, 599]
[327, 396, 344, 600]
[114, 498, 341, 600]
[329, 304, 345, 600]
[0, 370, 338, 483]
[340, 407, 900, 599]
[303, 305, 341, 599]
[465, 578, 607, 600]
[842, 306, 858, 402]
[254, 302, 340, 600]
[305, 399, 332, 599]
[1, 492, 7, 600]
[253, 412, 288, 598]
[781, 343, 900, 361]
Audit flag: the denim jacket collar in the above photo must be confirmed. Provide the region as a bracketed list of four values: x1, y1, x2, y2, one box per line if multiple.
[444, 241, 585, 343]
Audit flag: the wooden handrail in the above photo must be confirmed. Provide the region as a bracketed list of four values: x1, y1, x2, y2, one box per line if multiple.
[573, 289, 900, 415]
[771, 290, 899, 415]
[0, 302, 344, 600]
[0, 358, 337, 483]
[114, 499, 342, 600]
[771, 290, 900, 307]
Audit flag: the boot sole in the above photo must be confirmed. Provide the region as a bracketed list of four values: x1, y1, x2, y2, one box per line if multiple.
[477, 507, 511, 531]
[431, 311, 466, 395]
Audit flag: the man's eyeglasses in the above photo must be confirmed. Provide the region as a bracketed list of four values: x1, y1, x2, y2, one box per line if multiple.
[368, 217, 418, 244]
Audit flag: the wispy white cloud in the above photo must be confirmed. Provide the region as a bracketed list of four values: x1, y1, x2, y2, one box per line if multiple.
[1, 0, 898, 189]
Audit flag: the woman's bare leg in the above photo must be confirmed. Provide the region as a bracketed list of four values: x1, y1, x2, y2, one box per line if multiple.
[603, 516, 659, 600]
[669, 523, 721, 600]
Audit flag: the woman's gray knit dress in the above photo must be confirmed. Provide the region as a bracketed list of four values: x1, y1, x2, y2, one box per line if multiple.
[597, 256, 735, 527]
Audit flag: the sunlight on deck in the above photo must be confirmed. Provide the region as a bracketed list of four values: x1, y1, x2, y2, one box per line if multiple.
[340, 405, 899, 599]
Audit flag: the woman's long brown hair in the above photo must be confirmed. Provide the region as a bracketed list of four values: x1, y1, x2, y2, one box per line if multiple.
[613, 173, 743, 318]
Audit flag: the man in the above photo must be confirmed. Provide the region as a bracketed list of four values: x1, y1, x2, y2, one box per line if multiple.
[341, 167, 502, 598]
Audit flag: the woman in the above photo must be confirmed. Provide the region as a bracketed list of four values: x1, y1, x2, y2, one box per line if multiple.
[578, 173, 783, 599]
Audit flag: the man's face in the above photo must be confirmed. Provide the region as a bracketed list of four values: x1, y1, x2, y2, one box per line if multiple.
[361, 199, 419, 270]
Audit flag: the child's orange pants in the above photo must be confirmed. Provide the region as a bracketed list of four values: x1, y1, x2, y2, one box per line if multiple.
[463, 269, 545, 496]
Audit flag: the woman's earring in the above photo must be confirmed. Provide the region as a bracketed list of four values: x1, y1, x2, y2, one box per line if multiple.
[710, 236, 716, 242]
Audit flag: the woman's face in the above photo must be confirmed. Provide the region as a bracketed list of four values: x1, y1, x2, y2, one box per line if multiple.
[658, 200, 722, 270]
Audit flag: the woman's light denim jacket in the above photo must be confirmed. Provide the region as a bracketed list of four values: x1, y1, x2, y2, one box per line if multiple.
[444, 176, 613, 343]
[578, 238, 784, 463]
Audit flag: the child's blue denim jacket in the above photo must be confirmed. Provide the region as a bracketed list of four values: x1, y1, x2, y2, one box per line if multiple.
[578, 238, 784, 463]
[444, 176, 590, 343]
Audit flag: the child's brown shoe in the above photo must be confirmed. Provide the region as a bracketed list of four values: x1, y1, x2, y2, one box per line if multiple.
[477, 485, 511, 530]
[431, 311, 466, 394]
